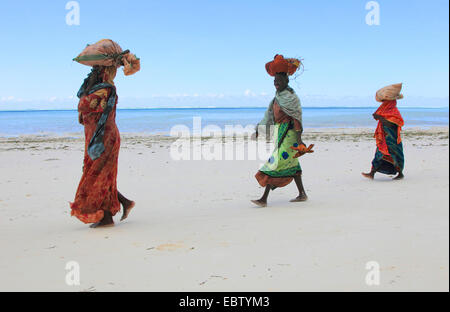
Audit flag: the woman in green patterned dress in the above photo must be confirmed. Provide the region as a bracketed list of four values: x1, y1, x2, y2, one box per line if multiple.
[251, 57, 311, 207]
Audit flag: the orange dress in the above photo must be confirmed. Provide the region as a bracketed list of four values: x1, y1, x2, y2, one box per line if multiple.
[255, 101, 302, 188]
[70, 88, 121, 224]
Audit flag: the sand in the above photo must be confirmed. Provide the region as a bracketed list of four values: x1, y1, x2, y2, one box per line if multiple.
[0, 127, 448, 292]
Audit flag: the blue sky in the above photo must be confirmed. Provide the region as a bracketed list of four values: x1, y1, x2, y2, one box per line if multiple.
[0, 0, 448, 109]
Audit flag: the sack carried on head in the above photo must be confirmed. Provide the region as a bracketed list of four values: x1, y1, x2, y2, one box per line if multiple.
[376, 83, 404, 102]
[73, 39, 140, 76]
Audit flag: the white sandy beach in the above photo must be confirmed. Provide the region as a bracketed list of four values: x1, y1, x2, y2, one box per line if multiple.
[0, 127, 448, 292]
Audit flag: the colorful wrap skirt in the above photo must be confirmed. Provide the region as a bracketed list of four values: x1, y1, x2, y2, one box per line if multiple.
[255, 122, 302, 189]
[372, 124, 405, 175]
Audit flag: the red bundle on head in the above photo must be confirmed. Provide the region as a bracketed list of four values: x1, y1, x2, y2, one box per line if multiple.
[265, 54, 301, 76]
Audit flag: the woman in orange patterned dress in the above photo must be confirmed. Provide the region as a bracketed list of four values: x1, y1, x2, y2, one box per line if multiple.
[70, 65, 135, 228]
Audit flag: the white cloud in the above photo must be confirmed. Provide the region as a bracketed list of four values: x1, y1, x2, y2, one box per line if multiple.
[244, 89, 255, 97]
[0, 96, 15, 102]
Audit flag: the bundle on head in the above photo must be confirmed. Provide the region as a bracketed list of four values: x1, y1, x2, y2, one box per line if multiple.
[265, 54, 302, 77]
[73, 39, 140, 76]
[376, 83, 404, 102]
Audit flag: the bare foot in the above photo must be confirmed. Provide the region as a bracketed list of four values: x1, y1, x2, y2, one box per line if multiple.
[90, 220, 114, 228]
[393, 173, 404, 180]
[251, 199, 267, 207]
[121, 201, 135, 221]
[290, 194, 308, 202]
[361, 172, 374, 180]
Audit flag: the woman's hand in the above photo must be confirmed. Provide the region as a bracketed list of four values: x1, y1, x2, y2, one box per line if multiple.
[291, 144, 315, 158]
[78, 112, 84, 125]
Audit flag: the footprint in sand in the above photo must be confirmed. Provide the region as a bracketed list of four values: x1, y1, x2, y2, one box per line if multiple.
[156, 243, 185, 251]
[199, 275, 228, 285]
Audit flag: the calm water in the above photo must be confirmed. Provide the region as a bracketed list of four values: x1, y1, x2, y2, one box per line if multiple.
[0, 107, 448, 136]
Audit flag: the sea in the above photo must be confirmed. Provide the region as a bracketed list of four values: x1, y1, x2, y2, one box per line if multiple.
[0, 107, 448, 137]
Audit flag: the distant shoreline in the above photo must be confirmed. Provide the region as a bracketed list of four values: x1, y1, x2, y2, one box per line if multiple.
[1, 126, 448, 142]
[0, 106, 449, 113]
[1, 108, 447, 136]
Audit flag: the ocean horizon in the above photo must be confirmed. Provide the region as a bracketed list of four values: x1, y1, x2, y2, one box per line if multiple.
[0, 107, 448, 136]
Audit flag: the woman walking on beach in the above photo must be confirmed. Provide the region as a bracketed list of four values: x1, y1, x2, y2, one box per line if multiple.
[252, 55, 313, 207]
[70, 39, 140, 228]
[362, 83, 405, 180]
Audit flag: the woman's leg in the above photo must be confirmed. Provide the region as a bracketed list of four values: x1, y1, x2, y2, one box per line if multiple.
[290, 173, 308, 202]
[362, 167, 376, 180]
[393, 169, 404, 180]
[90, 211, 114, 228]
[251, 186, 271, 207]
[118, 191, 135, 221]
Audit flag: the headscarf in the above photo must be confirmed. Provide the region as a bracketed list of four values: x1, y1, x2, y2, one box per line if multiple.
[258, 87, 303, 128]
[374, 100, 405, 155]
[77, 66, 117, 98]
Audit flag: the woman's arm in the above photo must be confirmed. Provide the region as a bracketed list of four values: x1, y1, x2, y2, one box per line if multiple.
[296, 130, 305, 146]
[375, 115, 396, 127]
[77, 88, 110, 125]
[294, 119, 305, 146]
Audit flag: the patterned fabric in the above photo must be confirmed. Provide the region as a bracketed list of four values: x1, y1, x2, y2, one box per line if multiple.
[371, 100, 405, 175]
[84, 83, 117, 161]
[77, 66, 118, 160]
[70, 87, 121, 224]
[273, 101, 302, 130]
[374, 100, 404, 155]
[372, 123, 405, 175]
[256, 122, 302, 188]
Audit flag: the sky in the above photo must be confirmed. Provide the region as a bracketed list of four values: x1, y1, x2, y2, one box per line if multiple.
[0, 0, 448, 109]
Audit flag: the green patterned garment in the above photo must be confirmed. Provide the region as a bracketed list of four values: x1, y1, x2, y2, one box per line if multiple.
[259, 122, 302, 177]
